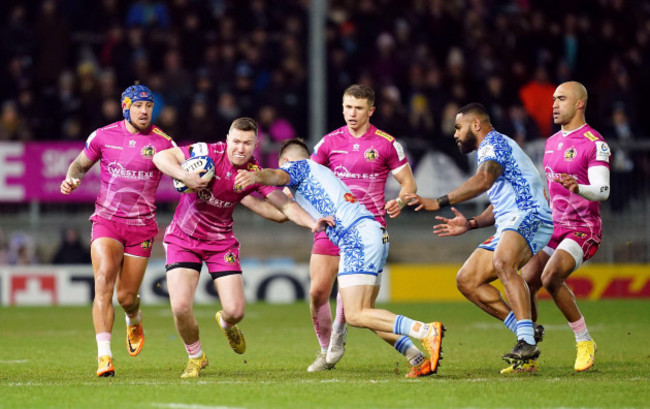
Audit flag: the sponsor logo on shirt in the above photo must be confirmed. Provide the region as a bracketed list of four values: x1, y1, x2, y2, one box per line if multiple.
[107, 162, 154, 180]
[152, 127, 172, 141]
[375, 129, 394, 142]
[584, 131, 598, 142]
[129, 140, 136, 148]
[595, 141, 611, 162]
[141, 145, 155, 157]
[105, 144, 124, 150]
[364, 148, 378, 161]
[197, 190, 237, 208]
[353, 144, 360, 151]
[564, 147, 577, 160]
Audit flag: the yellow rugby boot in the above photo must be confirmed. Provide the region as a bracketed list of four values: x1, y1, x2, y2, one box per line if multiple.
[216, 311, 246, 354]
[575, 340, 597, 372]
[180, 353, 209, 378]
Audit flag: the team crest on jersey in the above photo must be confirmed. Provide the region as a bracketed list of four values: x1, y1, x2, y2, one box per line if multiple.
[364, 148, 379, 161]
[563, 147, 577, 160]
[233, 183, 244, 192]
[573, 232, 586, 239]
[141, 239, 152, 249]
[141, 145, 155, 157]
[247, 163, 260, 171]
[224, 251, 237, 264]
[344, 193, 357, 203]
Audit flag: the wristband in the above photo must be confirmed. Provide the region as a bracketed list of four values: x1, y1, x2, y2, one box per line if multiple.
[395, 197, 404, 209]
[436, 194, 450, 208]
[468, 217, 478, 230]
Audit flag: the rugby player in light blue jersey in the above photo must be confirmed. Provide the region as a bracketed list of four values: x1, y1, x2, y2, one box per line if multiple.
[235, 138, 445, 378]
[406, 103, 553, 372]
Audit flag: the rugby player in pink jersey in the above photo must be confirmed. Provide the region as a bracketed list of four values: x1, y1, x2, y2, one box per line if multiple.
[60, 84, 176, 377]
[153, 117, 331, 378]
[308, 84, 428, 378]
[518, 81, 611, 373]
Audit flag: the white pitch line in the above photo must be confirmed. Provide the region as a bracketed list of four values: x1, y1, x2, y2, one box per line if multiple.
[151, 404, 244, 409]
[0, 360, 28, 364]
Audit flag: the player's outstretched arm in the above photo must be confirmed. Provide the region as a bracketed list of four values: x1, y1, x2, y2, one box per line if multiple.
[60, 151, 95, 194]
[433, 205, 495, 237]
[153, 147, 207, 191]
[405, 160, 501, 212]
[263, 190, 322, 231]
[235, 168, 290, 188]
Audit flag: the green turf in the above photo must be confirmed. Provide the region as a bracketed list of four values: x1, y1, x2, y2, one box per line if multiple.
[1, 300, 649, 409]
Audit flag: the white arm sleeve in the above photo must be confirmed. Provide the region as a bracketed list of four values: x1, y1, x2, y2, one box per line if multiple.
[577, 165, 610, 201]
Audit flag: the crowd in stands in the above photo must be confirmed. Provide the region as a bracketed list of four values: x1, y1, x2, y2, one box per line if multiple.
[0, 1, 649, 262]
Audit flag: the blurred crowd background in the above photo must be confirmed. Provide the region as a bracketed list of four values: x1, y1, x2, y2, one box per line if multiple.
[1, 0, 649, 264]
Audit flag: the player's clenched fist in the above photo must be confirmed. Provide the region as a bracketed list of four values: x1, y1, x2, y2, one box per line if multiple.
[60, 177, 81, 194]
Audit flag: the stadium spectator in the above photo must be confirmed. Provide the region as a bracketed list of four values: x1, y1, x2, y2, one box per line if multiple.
[51, 227, 91, 265]
[60, 84, 176, 377]
[519, 66, 555, 137]
[305, 84, 425, 376]
[0, 100, 31, 141]
[235, 137, 445, 378]
[518, 82, 609, 373]
[406, 103, 552, 372]
[7, 231, 39, 265]
[152, 117, 325, 378]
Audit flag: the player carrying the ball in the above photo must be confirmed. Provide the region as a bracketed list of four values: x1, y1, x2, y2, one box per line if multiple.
[153, 117, 331, 378]
[60, 84, 176, 377]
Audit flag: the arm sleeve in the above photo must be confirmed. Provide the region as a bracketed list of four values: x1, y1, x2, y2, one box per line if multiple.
[577, 165, 610, 201]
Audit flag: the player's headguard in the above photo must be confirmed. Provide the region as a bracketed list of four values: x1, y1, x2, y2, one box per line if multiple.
[121, 84, 154, 121]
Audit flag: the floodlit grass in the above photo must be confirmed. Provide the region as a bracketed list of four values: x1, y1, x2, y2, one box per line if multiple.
[1, 300, 649, 408]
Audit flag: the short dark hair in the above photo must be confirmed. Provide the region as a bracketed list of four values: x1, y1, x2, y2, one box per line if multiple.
[279, 137, 310, 158]
[230, 117, 258, 137]
[457, 103, 490, 120]
[343, 84, 375, 107]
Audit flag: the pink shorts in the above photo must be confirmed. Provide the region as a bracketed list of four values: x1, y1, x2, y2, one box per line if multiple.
[163, 222, 241, 276]
[312, 231, 340, 256]
[90, 215, 158, 258]
[546, 226, 600, 262]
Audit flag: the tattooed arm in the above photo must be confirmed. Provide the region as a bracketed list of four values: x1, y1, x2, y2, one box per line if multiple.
[60, 151, 97, 194]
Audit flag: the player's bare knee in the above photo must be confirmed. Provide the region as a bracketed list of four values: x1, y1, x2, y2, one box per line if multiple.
[541, 268, 564, 293]
[221, 306, 245, 324]
[309, 286, 330, 306]
[456, 268, 477, 297]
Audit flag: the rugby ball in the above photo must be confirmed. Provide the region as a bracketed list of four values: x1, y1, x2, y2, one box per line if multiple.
[173, 155, 215, 193]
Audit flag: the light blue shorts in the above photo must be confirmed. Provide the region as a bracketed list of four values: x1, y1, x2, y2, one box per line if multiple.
[337, 218, 389, 288]
[478, 211, 553, 255]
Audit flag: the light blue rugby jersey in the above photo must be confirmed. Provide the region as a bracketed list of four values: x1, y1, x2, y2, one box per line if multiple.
[477, 130, 552, 223]
[280, 159, 375, 245]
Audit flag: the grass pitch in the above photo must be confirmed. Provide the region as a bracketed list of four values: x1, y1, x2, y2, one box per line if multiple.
[1, 300, 649, 409]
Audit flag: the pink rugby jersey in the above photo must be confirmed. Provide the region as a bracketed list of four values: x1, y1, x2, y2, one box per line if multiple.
[543, 124, 611, 236]
[170, 142, 278, 240]
[311, 124, 409, 226]
[84, 121, 176, 225]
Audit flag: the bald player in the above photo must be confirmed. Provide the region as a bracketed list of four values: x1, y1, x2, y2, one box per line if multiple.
[518, 81, 610, 373]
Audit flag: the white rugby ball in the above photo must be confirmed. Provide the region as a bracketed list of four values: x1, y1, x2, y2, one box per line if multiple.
[173, 155, 215, 193]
